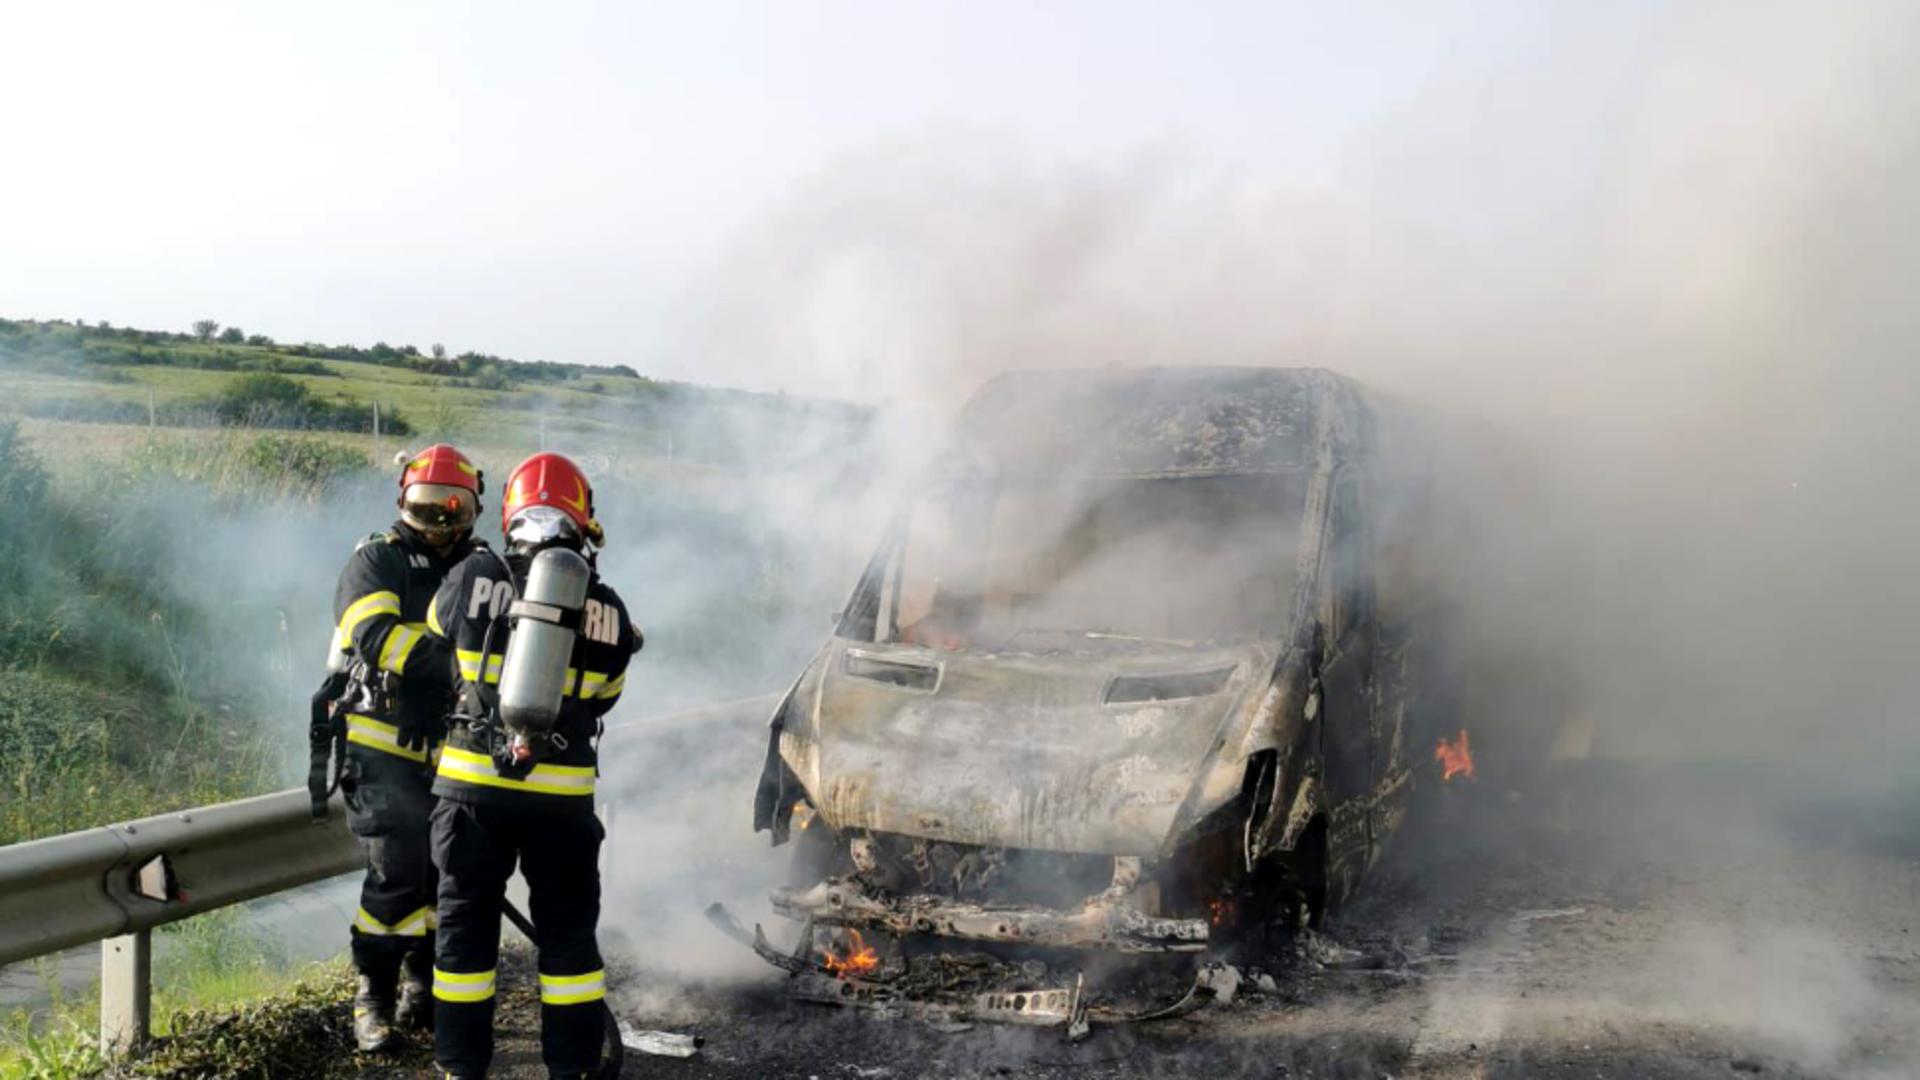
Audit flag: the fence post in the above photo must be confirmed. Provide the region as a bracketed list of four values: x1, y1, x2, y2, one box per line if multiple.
[100, 930, 152, 1056]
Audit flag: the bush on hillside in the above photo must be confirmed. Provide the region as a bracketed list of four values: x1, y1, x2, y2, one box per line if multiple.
[210, 373, 413, 435]
[237, 355, 330, 376]
[240, 434, 369, 490]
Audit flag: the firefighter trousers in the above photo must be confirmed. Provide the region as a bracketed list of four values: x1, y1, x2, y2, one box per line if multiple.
[343, 749, 439, 990]
[430, 797, 606, 1078]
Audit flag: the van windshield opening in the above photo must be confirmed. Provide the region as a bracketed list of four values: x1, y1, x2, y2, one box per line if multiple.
[882, 473, 1307, 651]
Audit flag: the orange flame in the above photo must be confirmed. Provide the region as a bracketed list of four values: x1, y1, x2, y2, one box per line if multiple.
[1207, 897, 1235, 928]
[792, 800, 814, 831]
[821, 929, 879, 978]
[1435, 728, 1475, 781]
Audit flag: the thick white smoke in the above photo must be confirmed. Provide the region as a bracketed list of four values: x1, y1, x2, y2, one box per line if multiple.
[590, 7, 1920, 1074]
[670, 0, 1920, 769]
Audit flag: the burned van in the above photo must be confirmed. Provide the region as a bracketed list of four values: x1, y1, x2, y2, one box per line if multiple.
[736, 367, 1455, 1024]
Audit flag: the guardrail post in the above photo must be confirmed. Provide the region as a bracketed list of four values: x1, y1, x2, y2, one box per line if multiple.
[100, 929, 152, 1056]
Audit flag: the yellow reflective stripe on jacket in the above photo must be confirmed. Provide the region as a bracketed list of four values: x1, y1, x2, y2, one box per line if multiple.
[353, 905, 433, 938]
[344, 714, 430, 763]
[335, 591, 402, 649]
[432, 967, 496, 1003]
[436, 746, 595, 797]
[426, 600, 445, 637]
[451, 656, 621, 698]
[568, 669, 623, 700]
[378, 622, 428, 675]
[538, 969, 607, 1006]
[454, 649, 503, 685]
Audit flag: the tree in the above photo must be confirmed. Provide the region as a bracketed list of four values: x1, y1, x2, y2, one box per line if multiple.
[218, 327, 245, 344]
[191, 320, 220, 341]
[246, 334, 274, 347]
[431, 343, 447, 361]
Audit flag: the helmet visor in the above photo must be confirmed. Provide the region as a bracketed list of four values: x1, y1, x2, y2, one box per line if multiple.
[506, 505, 583, 552]
[402, 482, 478, 542]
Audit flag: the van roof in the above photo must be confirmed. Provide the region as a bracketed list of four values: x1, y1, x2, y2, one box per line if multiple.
[939, 366, 1369, 478]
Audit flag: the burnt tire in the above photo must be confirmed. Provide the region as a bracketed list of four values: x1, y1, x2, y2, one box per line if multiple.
[1215, 818, 1328, 962]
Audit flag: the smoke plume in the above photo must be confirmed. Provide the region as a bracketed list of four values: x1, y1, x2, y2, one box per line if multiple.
[593, 3, 1920, 1072]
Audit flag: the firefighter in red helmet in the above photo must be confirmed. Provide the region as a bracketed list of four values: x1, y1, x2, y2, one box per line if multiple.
[324, 444, 487, 1050]
[424, 452, 638, 1079]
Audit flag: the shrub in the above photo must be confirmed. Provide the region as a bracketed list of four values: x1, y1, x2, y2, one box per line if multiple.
[237, 355, 330, 377]
[208, 373, 411, 435]
[240, 434, 369, 491]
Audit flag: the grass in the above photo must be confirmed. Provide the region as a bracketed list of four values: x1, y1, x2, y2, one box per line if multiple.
[0, 669, 281, 844]
[2, 355, 869, 469]
[0, 916, 356, 1080]
[5, 359, 664, 456]
[0, 423, 344, 846]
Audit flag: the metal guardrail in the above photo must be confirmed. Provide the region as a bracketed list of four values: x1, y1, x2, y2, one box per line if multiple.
[0, 788, 361, 1054]
[0, 789, 361, 969]
[0, 692, 781, 1057]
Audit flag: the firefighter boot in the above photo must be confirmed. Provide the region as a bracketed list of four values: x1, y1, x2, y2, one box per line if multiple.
[352, 972, 399, 1052]
[395, 950, 433, 1032]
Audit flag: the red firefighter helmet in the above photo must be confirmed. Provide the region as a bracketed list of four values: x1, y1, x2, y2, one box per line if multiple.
[395, 444, 482, 546]
[500, 452, 603, 549]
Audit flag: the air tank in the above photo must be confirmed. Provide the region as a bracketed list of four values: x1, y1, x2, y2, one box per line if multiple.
[498, 546, 593, 735]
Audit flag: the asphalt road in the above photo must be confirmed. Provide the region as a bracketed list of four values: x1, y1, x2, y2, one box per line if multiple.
[451, 760, 1920, 1080]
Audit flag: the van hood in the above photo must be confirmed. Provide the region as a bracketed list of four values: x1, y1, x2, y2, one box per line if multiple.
[779, 637, 1275, 858]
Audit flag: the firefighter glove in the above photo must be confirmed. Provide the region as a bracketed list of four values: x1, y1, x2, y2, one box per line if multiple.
[394, 715, 433, 754]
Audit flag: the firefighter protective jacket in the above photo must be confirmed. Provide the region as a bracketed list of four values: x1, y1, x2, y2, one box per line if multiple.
[426, 549, 635, 810]
[331, 522, 478, 763]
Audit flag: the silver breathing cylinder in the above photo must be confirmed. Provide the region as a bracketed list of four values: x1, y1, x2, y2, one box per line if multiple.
[325, 632, 352, 674]
[498, 547, 593, 735]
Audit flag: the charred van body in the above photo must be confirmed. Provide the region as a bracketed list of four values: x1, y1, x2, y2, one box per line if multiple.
[743, 367, 1457, 1023]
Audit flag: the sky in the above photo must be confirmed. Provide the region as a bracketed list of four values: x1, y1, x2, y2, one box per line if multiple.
[0, 0, 1630, 391]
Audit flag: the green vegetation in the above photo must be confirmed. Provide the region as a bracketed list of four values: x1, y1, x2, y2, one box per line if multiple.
[0, 421, 366, 846]
[0, 914, 368, 1080]
[208, 372, 410, 435]
[0, 316, 869, 466]
[1, 316, 633, 385]
[0, 670, 280, 843]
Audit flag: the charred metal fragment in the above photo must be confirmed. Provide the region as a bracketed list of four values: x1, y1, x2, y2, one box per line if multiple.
[702, 902, 814, 975]
[770, 875, 1209, 953]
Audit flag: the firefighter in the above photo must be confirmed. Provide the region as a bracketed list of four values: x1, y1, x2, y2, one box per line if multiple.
[329, 444, 486, 1051]
[425, 452, 638, 1080]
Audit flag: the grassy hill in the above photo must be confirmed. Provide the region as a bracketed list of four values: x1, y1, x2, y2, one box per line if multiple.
[0, 317, 866, 467]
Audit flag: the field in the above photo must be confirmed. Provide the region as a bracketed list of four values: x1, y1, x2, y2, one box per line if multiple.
[0, 317, 869, 467]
